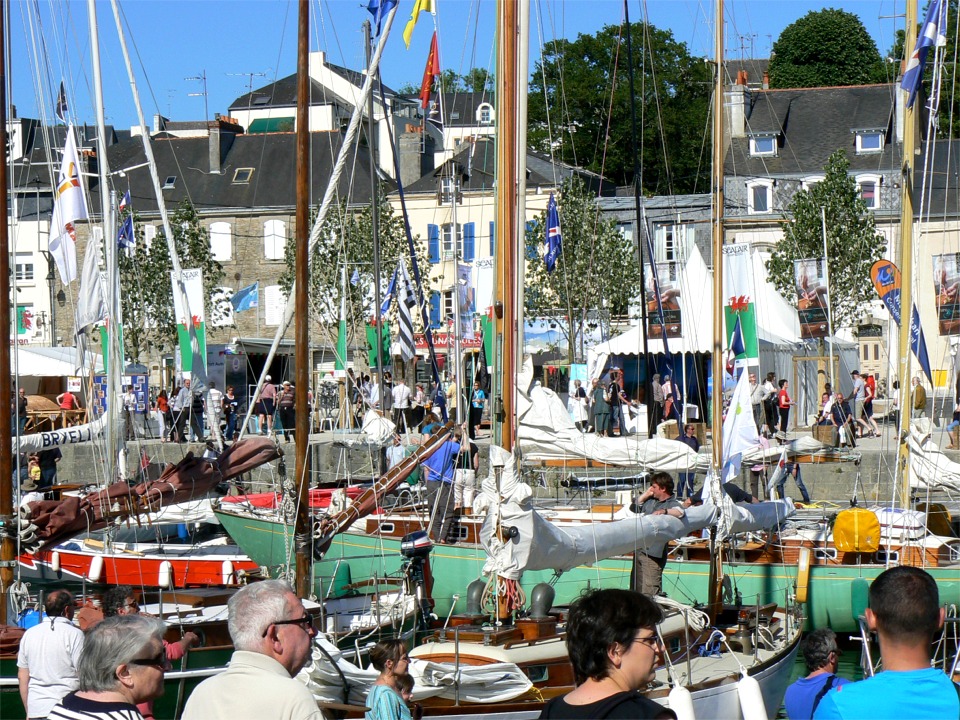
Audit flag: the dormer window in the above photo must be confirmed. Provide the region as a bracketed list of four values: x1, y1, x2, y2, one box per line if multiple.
[477, 103, 494, 125]
[749, 135, 777, 157]
[162, 175, 176, 190]
[439, 175, 461, 205]
[855, 130, 884, 154]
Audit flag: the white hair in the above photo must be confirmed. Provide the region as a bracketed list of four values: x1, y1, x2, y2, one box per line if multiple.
[227, 580, 295, 651]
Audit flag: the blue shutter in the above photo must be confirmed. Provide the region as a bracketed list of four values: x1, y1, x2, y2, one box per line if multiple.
[429, 292, 441, 328]
[489, 221, 495, 256]
[525, 220, 538, 260]
[463, 223, 475, 261]
[428, 224, 440, 264]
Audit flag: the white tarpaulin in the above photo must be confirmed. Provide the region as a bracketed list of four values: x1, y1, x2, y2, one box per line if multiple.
[14, 346, 103, 377]
[907, 426, 960, 493]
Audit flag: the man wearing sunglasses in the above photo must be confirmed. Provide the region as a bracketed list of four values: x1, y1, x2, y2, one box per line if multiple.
[183, 580, 323, 720]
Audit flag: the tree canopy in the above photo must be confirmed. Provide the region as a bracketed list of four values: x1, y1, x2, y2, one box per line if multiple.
[527, 22, 711, 194]
[524, 176, 639, 363]
[766, 150, 885, 330]
[769, 9, 887, 88]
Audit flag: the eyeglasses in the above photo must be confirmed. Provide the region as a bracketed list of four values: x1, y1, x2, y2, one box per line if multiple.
[632, 634, 663, 650]
[129, 650, 168, 669]
[261, 614, 315, 637]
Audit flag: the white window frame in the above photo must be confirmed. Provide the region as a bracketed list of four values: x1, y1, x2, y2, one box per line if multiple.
[477, 103, 494, 125]
[855, 131, 884, 154]
[143, 225, 157, 251]
[857, 174, 881, 210]
[440, 176, 460, 205]
[264, 284, 286, 326]
[264, 219, 286, 260]
[653, 224, 691, 264]
[441, 223, 462, 258]
[801, 175, 824, 191]
[746, 179, 773, 214]
[15, 254, 34, 283]
[442, 289, 455, 322]
[749, 135, 777, 157]
[209, 221, 232, 261]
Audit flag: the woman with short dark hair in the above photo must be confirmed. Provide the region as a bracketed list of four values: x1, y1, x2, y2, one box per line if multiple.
[539, 589, 675, 719]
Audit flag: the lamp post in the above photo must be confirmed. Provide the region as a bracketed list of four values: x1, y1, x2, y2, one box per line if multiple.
[39, 250, 56, 347]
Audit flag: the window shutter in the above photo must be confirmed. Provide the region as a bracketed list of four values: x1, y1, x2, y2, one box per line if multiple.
[429, 292, 441, 327]
[489, 221, 495, 256]
[428, 224, 440, 264]
[463, 223, 475, 261]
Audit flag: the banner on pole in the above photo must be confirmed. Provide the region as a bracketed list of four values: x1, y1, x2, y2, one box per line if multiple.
[645, 262, 682, 339]
[722, 244, 759, 361]
[933, 253, 960, 335]
[794, 258, 829, 339]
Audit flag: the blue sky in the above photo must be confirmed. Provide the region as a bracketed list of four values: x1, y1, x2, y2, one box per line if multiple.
[10, 0, 906, 130]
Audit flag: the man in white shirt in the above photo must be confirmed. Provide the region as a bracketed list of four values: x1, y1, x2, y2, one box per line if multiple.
[205, 381, 225, 444]
[17, 590, 84, 719]
[122, 385, 138, 440]
[392, 378, 412, 431]
[171, 379, 192, 443]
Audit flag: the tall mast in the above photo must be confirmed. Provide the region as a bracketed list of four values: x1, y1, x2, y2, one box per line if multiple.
[294, 0, 311, 597]
[897, 0, 918, 508]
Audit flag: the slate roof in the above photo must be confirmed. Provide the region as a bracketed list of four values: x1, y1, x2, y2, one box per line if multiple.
[725, 84, 901, 178]
[922, 139, 960, 217]
[724, 58, 770, 86]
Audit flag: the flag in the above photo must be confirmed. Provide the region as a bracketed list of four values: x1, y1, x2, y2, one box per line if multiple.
[16, 306, 33, 335]
[911, 305, 934, 385]
[117, 214, 135, 249]
[901, 0, 946, 109]
[725, 314, 745, 375]
[76, 231, 107, 332]
[380, 263, 399, 317]
[721, 369, 760, 483]
[765, 446, 789, 499]
[350, 268, 360, 286]
[544, 193, 562, 272]
[396, 262, 417, 362]
[870, 260, 933, 384]
[403, 0, 433, 48]
[230, 282, 259, 313]
[335, 271, 348, 377]
[420, 32, 440, 110]
[55, 81, 68, 123]
[48, 125, 89, 284]
[119, 190, 130, 212]
[475, 320, 490, 389]
[366, 0, 397, 37]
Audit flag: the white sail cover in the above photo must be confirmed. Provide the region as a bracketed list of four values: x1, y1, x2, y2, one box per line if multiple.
[14, 415, 107, 455]
[301, 634, 533, 706]
[907, 427, 960, 493]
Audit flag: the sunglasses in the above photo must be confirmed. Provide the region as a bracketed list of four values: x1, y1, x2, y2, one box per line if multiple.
[261, 614, 315, 637]
[631, 634, 663, 650]
[129, 650, 168, 669]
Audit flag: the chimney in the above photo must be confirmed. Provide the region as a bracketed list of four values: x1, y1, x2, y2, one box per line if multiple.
[762, 71, 770, 90]
[209, 121, 222, 175]
[737, 70, 748, 86]
[398, 126, 424, 188]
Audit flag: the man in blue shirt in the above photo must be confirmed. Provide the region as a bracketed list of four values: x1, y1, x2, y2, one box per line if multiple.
[422, 426, 461, 544]
[815, 566, 959, 719]
[784, 628, 850, 719]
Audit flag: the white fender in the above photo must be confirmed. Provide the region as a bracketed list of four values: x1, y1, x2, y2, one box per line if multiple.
[50, 551, 61, 573]
[87, 554, 104, 582]
[668, 684, 696, 720]
[221, 559, 235, 585]
[158, 561, 174, 589]
[737, 672, 767, 720]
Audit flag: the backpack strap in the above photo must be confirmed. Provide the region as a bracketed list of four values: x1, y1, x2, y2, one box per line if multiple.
[811, 674, 837, 716]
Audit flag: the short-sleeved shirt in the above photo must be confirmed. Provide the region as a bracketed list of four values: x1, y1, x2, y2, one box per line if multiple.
[17, 616, 85, 718]
[422, 440, 461, 484]
[851, 378, 865, 401]
[364, 684, 411, 720]
[778, 388, 791, 409]
[813, 667, 959, 720]
[539, 691, 675, 719]
[784, 673, 851, 720]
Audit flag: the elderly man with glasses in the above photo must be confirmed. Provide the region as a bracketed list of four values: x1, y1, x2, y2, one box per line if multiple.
[183, 580, 323, 720]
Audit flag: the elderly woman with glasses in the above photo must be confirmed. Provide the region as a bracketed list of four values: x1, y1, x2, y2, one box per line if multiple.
[539, 589, 676, 719]
[48, 614, 167, 720]
[365, 638, 412, 720]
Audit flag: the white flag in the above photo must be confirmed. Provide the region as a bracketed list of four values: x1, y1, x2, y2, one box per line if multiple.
[721, 370, 760, 482]
[48, 126, 89, 283]
[765, 446, 790, 500]
[75, 231, 107, 331]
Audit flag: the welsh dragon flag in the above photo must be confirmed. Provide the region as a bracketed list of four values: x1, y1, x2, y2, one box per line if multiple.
[722, 244, 759, 363]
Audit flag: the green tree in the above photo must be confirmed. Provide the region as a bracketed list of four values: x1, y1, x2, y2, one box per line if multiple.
[766, 151, 885, 330]
[769, 9, 887, 88]
[278, 192, 427, 355]
[524, 176, 640, 364]
[528, 22, 711, 193]
[119, 201, 225, 362]
[462, 67, 493, 93]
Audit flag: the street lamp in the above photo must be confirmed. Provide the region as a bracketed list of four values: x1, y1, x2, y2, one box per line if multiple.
[39, 250, 57, 347]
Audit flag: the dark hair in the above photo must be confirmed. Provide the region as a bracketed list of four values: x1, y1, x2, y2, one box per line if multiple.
[869, 566, 941, 645]
[778, 379, 788, 388]
[566, 589, 663, 684]
[396, 672, 415, 694]
[649, 472, 674, 496]
[801, 628, 839, 672]
[369, 638, 407, 672]
[103, 585, 135, 617]
[44, 589, 74, 617]
[766, 371, 776, 380]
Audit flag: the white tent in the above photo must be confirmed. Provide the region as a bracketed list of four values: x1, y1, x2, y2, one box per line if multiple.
[13, 346, 103, 377]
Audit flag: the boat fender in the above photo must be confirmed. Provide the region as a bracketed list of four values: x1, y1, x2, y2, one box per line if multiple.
[51, 551, 61, 573]
[668, 684, 696, 720]
[87, 554, 104, 582]
[737, 672, 767, 720]
[158, 560, 174, 589]
[796, 546, 811, 604]
[221, 560, 235, 585]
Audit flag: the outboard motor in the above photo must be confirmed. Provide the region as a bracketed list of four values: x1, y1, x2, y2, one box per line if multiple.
[400, 531, 435, 631]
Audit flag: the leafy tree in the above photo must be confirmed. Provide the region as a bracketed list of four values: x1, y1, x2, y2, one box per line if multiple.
[278, 192, 428, 356]
[462, 67, 493, 93]
[769, 9, 887, 88]
[528, 22, 711, 193]
[766, 151, 885, 330]
[524, 176, 640, 364]
[398, 67, 493, 96]
[119, 201, 225, 362]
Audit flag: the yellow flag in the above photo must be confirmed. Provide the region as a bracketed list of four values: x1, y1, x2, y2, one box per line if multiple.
[403, 0, 433, 49]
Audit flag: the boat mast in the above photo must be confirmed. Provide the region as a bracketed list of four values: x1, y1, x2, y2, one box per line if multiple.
[897, 0, 918, 509]
[0, 0, 14, 625]
[708, 0, 725, 618]
[294, 0, 311, 597]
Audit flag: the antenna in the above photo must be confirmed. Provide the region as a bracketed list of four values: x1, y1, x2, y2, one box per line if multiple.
[227, 71, 269, 109]
[185, 71, 209, 121]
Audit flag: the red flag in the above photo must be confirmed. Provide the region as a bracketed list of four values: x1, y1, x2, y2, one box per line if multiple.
[420, 32, 440, 109]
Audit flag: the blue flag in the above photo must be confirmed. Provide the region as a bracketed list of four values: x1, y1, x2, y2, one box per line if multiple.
[910, 305, 933, 385]
[366, 0, 397, 36]
[350, 269, 361, 286]
[544, 193, 562, 273]
[231, 282, 259, 313]
[117, 215, 135, 248]
[900, 0, 946, 109]
[55, 81, 68, 123]
[379, 264, 399, 317]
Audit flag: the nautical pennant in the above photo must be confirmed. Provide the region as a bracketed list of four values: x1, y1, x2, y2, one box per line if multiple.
[403, 0, 433, 48]
[420, 32, 440, 110]
[55, 81, 68, 123]
[48, 125, 89, 284]
[366, 0, 397, 37]
[544, 193, 562, 273]
[901, 0, 947, 109]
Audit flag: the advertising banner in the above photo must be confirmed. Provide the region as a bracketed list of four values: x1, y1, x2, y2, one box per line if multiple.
[794, 258, 829, 339]
[645, 262, 682, 339]
[933, 253, 960, 335]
